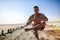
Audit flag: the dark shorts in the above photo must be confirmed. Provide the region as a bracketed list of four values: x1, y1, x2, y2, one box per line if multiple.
[32, 24, 45, 31]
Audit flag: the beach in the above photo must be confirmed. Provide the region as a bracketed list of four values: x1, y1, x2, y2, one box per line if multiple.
[0, 24, 60, 40]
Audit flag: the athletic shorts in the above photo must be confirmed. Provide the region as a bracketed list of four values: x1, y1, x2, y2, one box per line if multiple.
[32, 24, 45, 31]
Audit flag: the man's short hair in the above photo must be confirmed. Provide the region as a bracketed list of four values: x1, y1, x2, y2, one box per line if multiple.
[33, 6, 39, 9]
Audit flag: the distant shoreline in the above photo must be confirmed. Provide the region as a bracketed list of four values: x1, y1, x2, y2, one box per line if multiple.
[0, 21, 60, 25]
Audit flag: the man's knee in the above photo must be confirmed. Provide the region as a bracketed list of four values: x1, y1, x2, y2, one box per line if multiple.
[41, 22, 46, 27]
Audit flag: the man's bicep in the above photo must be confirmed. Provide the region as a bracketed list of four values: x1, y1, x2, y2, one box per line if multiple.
[26, 14, 34, 25]
[28, 16, 32, 20]
[42, 14, 48, 21]
[28, 14, 34, 21]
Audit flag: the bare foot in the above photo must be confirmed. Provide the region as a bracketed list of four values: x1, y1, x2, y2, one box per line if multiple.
[25, 28, 30, 32]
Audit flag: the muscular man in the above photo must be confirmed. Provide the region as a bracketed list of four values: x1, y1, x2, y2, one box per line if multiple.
[25, 6, 48, 40]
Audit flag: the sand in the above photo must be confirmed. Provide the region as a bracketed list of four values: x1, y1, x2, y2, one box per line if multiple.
[0, 28, 59, 40]
[0, 24, 60, 40]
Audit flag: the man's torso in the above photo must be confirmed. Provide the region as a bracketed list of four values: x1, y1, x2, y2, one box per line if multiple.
[31, 13, 45, 25]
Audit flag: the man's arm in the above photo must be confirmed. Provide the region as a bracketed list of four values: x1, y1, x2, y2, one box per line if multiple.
[25, 14, 34, 27]
[42, 14, 48, 22]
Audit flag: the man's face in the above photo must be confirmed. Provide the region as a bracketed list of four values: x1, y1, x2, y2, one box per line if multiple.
[34, 8, 39, 14]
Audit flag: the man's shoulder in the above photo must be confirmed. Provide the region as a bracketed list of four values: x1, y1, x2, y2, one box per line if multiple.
[38, 13, 44, 15]
[29, 14, 34, 18]
[30, 13, 44, 17]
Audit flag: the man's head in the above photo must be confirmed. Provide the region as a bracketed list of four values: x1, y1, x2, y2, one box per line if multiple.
[33, 6, 39, 14]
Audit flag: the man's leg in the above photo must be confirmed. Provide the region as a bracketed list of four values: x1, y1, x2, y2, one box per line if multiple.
[25, 28, 33, 31]
[25, 28, 39, 40]
[33, 30, 39, 40]
[25, 22, 46, 31]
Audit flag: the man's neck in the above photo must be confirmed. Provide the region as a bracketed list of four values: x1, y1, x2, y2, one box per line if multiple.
[35, 13, 39, 15]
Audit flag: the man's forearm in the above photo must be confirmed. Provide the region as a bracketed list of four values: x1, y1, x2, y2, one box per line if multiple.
[24, 21, 31, 27]
[25, 18, 33, 26]
[26, 22, 31, 26]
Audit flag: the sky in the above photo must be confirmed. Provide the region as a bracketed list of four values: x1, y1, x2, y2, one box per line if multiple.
[0, 0, 60, 24]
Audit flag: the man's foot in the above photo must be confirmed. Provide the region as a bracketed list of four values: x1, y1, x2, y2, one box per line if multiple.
[25, 28, 31, 32]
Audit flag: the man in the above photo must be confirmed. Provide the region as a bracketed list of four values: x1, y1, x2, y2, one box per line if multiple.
[24, 6, 48, 40]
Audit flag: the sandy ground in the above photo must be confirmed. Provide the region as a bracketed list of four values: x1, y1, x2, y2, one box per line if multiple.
[0, 24, 60, 40]
[0, 28, 60, 40]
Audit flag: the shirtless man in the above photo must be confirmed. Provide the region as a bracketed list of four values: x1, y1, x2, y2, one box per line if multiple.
[24, 6, 48, 40]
